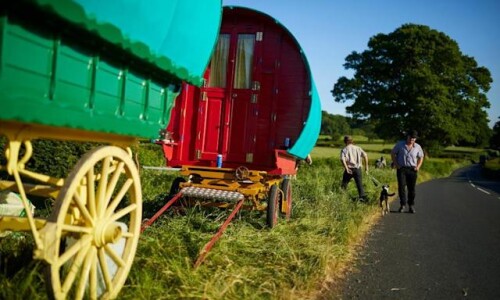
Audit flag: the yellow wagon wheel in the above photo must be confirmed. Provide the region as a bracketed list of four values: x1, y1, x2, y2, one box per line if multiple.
[45, 145, 142, 300]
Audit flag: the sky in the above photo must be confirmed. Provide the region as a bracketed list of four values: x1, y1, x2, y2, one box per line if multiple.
[222, 0, 500, 128]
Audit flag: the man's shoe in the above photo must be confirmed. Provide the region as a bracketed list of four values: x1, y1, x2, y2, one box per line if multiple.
[398, 206, 405, 213]
[409, 206, 416, 213]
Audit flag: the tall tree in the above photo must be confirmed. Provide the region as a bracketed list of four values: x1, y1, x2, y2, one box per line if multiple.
[331, 24, 492, 148]
[321, 111, 350, 141]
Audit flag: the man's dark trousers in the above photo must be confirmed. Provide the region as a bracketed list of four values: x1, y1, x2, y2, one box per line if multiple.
[397, 167, 418, 206]
[341, 167, 365, 198]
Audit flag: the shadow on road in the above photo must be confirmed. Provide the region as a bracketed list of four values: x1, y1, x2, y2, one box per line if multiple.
[332, 162, 500, 300]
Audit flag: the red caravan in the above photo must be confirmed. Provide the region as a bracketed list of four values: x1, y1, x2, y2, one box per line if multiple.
[163, 6, 321, 173]
[144, 6, 322, 265]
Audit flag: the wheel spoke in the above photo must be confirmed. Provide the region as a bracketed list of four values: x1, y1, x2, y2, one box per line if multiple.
[97, 156, 112, 218]
[61, 224, 93, 235]
[105, 178, 133, 219]
[72, 192, 95, 227]
[61, 241, 91, 294]
[87, 168, 97, 218]
[98, 248, 113, 294]
[90, 247, 98, 299]
[121, 231, 133, 238]
[104, 161, 125, 208]
[109, 203, 137, 223]
[57, 234, 93, 268]
[75, 246, 96, 300]
[104, 243, 126, 268]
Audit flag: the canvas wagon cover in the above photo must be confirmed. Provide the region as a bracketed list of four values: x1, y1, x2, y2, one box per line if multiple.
[0, 0, 222, 139]
[13, 0, 222, 86]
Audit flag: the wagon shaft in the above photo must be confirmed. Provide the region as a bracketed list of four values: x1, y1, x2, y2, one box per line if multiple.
[0, 216, 47, 233]
[194, 198, 245, 268]
[0, 180, 60, 199]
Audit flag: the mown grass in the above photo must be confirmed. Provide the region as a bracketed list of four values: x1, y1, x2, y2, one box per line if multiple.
[0, 144, 474, 299]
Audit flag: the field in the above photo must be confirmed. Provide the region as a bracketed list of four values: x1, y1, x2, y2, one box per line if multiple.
[312, 143, 484, 162]
[0, 142, 481, 299]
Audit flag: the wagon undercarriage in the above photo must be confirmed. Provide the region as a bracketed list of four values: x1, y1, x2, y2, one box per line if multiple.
[140, 165, 293, 266]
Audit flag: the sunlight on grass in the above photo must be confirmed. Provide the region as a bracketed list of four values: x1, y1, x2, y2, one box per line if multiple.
[0, 143, 479, 299]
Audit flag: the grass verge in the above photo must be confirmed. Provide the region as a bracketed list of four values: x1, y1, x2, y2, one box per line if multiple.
[0, 146, 472, 299]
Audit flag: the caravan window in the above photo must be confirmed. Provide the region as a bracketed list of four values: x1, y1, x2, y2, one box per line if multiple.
[208, 34, 230, 88]
[233, 34, 255, 89]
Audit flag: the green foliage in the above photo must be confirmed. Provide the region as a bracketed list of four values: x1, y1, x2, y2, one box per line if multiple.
[0, 138, 96, 184]
[320, 111, 351, 141]
[487, 149, 500, 158]
[134, 142, 180, 203]
[490, 117, 500, 150]
[0, 234, 47, 300]
[483, 158, 500, 179]
[332, 23, 493, 149]
[1, 140, 95, 179]
[420, 159, 465, 178]
[320, 112, 384, 145]
[135, 142, 167, 167]
[316, 135, 334, 147]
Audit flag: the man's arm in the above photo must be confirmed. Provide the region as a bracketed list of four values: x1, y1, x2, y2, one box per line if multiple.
[416, 157, 423, 171]
[305, 154, 312, 165]
[340, 150, 352, 174]
[416, 151, 424, 171]
[341, 157, 352, 174]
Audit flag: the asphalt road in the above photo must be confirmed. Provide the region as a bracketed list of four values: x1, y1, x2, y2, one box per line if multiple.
[333, 164, 500, 299]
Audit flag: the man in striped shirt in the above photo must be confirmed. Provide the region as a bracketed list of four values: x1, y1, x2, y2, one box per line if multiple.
[391, 129, 424, 213]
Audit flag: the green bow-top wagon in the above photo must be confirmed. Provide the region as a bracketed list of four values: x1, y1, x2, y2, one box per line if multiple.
[0, 0, 221, 298]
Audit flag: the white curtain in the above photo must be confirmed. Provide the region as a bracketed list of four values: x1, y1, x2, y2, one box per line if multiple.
[208, 34, 230, 88]
[234, 34, 255, 89]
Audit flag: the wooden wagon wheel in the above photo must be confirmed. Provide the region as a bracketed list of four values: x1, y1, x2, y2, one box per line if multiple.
[280, 178, 292, 220]
[266, 185, 279, 228]
[45, 146, 142, 300]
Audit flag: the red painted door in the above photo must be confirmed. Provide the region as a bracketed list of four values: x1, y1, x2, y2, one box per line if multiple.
[195, 26, 262, 165]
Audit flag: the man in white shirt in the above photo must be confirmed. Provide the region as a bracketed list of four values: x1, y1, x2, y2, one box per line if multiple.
[340, 135, 369, 201]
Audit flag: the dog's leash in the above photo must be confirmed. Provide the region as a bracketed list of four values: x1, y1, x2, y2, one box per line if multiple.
[368, 174, 382, 186]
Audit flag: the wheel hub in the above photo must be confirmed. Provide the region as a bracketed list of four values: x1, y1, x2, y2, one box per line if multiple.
[94, 222, 122, 247]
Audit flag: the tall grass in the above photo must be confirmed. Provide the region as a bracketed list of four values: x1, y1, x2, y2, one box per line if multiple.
[122, 158, 391, 299]
[0, 144, 472, 299]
